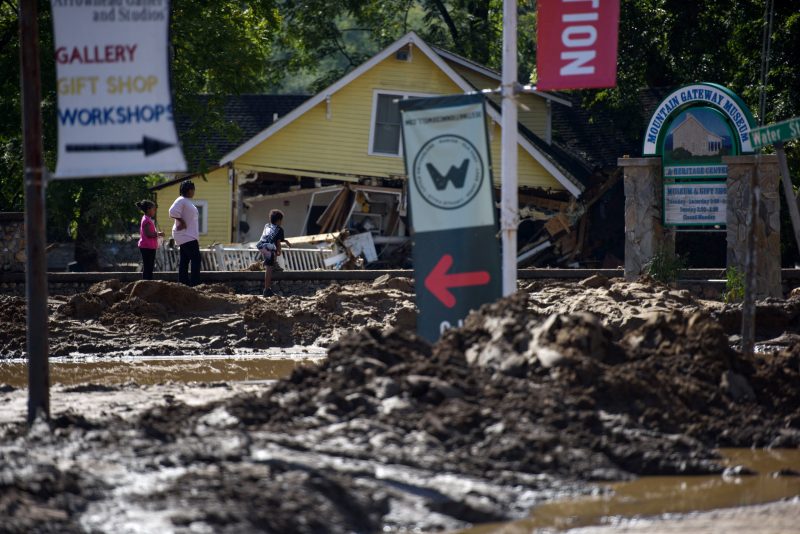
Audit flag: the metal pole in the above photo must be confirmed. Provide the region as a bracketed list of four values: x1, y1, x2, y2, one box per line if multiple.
[19, 0, 50, 425]
[501, 0, 518, 296]
[740, 162, 760, 357]
[775, 141, 800, 256]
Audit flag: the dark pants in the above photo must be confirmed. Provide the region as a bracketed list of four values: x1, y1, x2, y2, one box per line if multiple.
[140, 247, 156, 280]
[178, 239, 201, 286]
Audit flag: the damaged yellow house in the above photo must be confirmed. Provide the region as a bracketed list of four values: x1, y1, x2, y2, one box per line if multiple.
[153, 31, 592, 245]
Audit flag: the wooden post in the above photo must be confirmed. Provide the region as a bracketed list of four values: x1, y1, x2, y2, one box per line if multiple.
[740, 164, 760, 357]
[775, 141, 800, 256]
[19, 0, 50, 424]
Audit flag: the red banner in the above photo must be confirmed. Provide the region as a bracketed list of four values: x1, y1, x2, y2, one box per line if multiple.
[536, 0, 620, 90]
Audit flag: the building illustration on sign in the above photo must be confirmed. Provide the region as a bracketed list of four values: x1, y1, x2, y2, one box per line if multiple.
[671, 113, 723, 156]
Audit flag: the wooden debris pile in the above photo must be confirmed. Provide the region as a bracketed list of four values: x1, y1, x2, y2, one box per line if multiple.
[517, 170, 622, 268]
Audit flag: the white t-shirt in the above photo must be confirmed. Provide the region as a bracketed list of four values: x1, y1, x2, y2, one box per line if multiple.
[168, 196, 200, 245]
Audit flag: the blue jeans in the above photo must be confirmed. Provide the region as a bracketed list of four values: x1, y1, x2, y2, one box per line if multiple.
[178, 240, 201, 286]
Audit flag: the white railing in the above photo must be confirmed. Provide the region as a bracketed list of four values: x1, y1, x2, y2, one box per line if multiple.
[155, 244, 331, 272]
[278, 248, 329, 270]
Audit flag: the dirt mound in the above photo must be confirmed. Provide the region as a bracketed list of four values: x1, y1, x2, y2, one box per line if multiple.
[524, 278, 704, 333]
[219, 292, 799, 481]
[58, 280, 241, 321]
[3, 280, 800, 532]
[0, 295, 26, 325]
[0, 296, 29, 358]
[241, 282, 417, 347]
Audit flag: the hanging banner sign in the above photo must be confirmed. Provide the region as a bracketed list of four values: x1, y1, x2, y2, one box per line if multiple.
[399, 94, 502, 342]
[536, 0, 620, 90]
[51, 0, 186, 178]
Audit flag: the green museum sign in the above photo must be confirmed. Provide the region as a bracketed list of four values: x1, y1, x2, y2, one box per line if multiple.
[642, 83, 757, 228]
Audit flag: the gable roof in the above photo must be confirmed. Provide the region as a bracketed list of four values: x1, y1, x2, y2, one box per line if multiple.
[219, 31, 587, 197]
[176, 94, 309, 171]
[430, 45, 572, 107]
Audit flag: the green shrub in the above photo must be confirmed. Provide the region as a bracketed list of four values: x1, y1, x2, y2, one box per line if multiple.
[643, 248, 688, 285]
[724, 266, 745, 303]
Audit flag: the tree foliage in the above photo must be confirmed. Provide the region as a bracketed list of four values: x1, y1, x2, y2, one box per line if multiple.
[1, 0, 799, 266]
[0, 0, 280, 268]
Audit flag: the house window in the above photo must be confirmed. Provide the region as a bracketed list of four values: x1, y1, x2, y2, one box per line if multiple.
[193, 199, 209, 235]
[371, 93, 403, 155]
[369, 90, 439, 157]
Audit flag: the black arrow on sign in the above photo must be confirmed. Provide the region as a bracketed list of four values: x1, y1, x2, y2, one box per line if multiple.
[66, 136, 175, 156]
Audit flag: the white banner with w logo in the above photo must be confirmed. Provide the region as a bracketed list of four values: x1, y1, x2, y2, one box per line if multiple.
[399, 94, 494, 233]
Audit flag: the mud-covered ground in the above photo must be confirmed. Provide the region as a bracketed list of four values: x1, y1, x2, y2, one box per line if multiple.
[1, 276, 800, 532]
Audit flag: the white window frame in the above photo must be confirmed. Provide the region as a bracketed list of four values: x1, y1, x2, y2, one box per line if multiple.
[368, 89, 437, 158]
[193, 199, 209, 235]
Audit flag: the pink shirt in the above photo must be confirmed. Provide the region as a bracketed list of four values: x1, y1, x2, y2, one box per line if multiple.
[138, 215, 158, 249]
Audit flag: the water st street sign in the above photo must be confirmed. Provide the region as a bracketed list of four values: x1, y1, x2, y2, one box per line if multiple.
[749, 117, 800, 149]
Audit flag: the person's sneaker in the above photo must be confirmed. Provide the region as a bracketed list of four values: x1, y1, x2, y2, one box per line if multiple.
[262, 288, 274, 297]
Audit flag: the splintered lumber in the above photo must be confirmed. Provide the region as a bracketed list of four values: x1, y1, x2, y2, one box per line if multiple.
[557, 229, 578, 255]
[574, 214, 588, 258]
[317, 186, 353, 233]
[518, 192, 570, 212]
[544, 213, 571, 237]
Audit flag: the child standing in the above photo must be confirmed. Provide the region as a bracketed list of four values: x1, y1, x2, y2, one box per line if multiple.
[136, 200, 164, 280]
[257, 209, 287, 297]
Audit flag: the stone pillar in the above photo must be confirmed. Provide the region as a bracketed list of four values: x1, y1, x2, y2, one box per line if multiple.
[723, 154, 781, 298]
[619, 157, 674, 280]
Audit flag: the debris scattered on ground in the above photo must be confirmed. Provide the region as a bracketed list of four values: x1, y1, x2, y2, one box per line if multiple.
[1, 277, 799, 532]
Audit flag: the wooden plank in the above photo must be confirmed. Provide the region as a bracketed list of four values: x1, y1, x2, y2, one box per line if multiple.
[544, 213, 571, 237]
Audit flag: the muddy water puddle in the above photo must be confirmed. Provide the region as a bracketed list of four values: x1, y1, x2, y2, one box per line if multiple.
[0, 348, 326, 388]
[465, 448, 800, 533]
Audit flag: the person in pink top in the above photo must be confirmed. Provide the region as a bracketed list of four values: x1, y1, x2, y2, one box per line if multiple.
[136, 200, 164, 280]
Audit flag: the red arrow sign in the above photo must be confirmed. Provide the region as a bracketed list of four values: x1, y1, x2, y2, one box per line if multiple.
[424, 254, 491, 308]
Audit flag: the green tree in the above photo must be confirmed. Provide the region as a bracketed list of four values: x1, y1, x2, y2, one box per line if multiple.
[0, 0, 281, 269]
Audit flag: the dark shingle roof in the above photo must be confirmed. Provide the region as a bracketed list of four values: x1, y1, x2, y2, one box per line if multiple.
[483, 98, 594, 192]
[551, 87, 675, 170]
[174, 94, 310, 172]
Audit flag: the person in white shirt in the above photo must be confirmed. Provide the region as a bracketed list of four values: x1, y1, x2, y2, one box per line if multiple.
[168, 180, 201, 286]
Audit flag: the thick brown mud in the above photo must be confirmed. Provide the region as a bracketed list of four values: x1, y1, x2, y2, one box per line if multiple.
[0, 277, 416, 358]
[1, 276, 799, 532]
[465, 449, 800, 532]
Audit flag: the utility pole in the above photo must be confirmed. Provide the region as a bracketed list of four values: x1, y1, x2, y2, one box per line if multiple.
[501, 0, 518, 296]
[19, 0, 50, 424]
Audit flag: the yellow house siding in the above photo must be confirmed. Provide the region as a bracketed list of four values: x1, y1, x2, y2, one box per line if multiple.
[154, 167, 232, 246]
[236, 52, 463, 178]
[517, 94, 548, 139]
[234, 46, 564, 193]
[449, 64, 497, 90]
[448, 63, 548, 139]
[487, 122, 562, 190]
